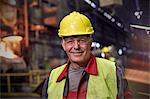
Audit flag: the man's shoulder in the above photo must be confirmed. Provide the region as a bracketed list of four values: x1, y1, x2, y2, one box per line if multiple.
[51, 63, 66, 72]
[95, 57, 116, 74]
[96, 57, 115, 65]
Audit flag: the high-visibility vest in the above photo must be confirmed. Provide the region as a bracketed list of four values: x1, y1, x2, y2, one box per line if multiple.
[47, 58, 117, 99]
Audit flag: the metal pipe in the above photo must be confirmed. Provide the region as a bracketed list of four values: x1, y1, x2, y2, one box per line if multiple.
[24, 0, 29, 47]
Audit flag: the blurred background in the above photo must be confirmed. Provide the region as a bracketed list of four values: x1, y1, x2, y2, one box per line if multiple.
[0, 0, 149, 99]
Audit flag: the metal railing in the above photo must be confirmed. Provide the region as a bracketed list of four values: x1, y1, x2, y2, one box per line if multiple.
[0, 69, 50, 97]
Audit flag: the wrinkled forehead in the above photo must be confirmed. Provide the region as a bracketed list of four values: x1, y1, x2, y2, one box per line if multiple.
[62, 35, 91, 39]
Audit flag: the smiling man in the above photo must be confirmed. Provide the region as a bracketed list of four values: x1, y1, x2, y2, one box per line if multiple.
[62, 35, 92, 68]
[42, 11, 129, 99]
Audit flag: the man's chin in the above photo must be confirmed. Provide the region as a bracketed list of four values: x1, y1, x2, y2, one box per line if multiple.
[71, 58, 83, 63]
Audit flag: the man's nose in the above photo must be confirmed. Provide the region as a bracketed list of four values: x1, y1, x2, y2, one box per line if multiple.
[74, 40, 80, 50]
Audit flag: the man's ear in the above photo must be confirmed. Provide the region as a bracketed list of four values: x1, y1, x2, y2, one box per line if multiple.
[90, 38, 93, 45]
[61, 39, 66, 51]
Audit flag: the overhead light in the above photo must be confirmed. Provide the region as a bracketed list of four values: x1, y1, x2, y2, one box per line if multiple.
[101, 52, 105, 58]
[0, 41, 18, 59]
[1, 24, 23, 42]
[1, 36, 23, 57]
[2, 36, 23, 42]
[91, 42, 101, 48]
[130, 24, 150, 30]
[118, 48, 123, 55]
[134, 10, 143, 19]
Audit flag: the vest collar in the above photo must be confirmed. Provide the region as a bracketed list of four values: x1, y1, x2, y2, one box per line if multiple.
[57, 54, 98, 82]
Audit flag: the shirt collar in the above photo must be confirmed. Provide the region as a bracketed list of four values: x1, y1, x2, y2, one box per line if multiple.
[57, 55, 98, 82]
[84, 55, 98, 75]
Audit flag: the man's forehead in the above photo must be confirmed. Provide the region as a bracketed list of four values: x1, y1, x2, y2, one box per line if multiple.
[62, 35, 91, 39]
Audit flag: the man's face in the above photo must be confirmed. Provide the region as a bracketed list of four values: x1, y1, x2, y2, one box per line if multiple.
[62, 35, 92, 65]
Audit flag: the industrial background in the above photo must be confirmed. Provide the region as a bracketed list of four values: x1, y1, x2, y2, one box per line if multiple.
[0, 0, 149, 98]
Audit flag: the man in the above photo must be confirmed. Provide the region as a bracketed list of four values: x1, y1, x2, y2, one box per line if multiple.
[101, 46, 116, 62]
[42, 11, 129, 99]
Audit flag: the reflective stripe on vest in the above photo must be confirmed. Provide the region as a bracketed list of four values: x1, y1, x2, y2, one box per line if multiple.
[47, 58, 117, 99]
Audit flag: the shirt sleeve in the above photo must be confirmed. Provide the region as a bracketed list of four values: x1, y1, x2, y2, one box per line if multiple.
[116, 65, 124, 99]
[41, 77, 49, 99]
[116, 65, 132, 99]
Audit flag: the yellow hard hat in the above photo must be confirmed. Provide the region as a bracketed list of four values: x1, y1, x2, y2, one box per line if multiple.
[58, 11, 94, 37]
[101, 47, 110, 53]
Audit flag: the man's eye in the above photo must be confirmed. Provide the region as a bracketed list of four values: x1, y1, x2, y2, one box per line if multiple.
[79, 39, 86, 43]
[66, 40, 74, 43]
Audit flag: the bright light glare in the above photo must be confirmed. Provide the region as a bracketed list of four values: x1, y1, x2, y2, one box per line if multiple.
[118, 49, 123, 55]
[101, 52, 105, 58]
